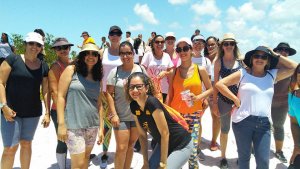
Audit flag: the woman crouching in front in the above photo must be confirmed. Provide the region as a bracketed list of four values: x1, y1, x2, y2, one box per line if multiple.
[127, 72, 192, 169]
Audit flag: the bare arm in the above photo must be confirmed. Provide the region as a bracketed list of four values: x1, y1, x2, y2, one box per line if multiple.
[48, 64, 61, 107]
[215, 70, 241, 107]
[41, 76, 50, 128]
[106, 85, 120, 127]
[57, 65, 75, 142]
[97, 82, 105, 145]
[152, 108, 169, 166]
[212, 59, 221, 113]
[0, 61, 16, 121]
[133, 115, 149, 167]
[165, 69, 175, 105]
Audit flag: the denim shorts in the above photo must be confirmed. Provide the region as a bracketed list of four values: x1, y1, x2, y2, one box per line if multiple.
[113, 121, 136, 130]
[66, 127, 98, 154]
[1, 114, 40, 147]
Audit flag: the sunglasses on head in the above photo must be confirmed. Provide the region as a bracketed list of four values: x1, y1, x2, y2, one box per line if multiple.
[109, 32, 122, 37]
[223, 41, 235, 47]
[253, 54, 268, 60]
[83, 51, 99, 57]
[55, 45, 69, 51]
[119, 51, 133, 56]
[154, 40, 165, 44]
[129, 84, 145, 91]
[27, 42, 42, 48]
[176, 45, 190, 53]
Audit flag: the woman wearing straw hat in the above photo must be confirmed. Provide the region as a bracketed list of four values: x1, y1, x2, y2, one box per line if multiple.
[0, 32, 50, 169]
[271, 42, 297, 163]
[213, 33, 243, 169]
[48, 37, 73, 169]
[56, 43, 104, 169]
[216, 46, 297, 169]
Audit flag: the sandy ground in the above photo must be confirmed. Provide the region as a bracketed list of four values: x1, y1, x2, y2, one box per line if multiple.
[0, 108, 293, 169]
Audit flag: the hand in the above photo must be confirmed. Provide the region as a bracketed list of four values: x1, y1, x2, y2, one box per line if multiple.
[41, 114, 50, 128]
[212, 103, 220, 117]
[202, 98, 209, 111]
[97, 130, 104, 145]
[110, 115, 120, 128]
[2, 106, 16, 122]
[57, 123, 67, 142]
[158, 71, 167, 79]
[233, 97, 241, 108]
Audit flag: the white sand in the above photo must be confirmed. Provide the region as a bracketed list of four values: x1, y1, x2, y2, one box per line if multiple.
[0, 108, 293, 169]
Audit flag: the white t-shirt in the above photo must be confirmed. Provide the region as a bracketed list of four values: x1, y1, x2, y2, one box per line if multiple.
[133, 48, 143, 63]
[191, 55, 212, 75]
[232, 68, 278, 123]
[102, 49, 122, 92]
[141, 51, 174, 94]
[0, 42, 13, 58]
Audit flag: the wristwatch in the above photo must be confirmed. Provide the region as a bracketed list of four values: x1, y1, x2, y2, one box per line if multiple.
[0, 103, 7, 110]
[159, 162, 166, 168]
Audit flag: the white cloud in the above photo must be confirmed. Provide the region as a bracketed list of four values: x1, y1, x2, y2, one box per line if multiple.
[127, 23, 144, 32]
[168, 22, 183, 29]
[168, 0, 189, 5]
[227, 2, 265, 22]
[201, 19, 222, 35]
[191, 0, 221, 18]
[134, 3, 159, 25]
[251, 0, 277, 10]
[269, 0, 300, 22]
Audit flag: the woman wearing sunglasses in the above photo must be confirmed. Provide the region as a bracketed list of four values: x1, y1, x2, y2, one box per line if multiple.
[127, 72, 193, 169]
[288, 64, 300, 168]
[100, 25, 123, 167]
[48, 37, 73, 169]
[213, 33, 243, 169]
[167, 37, 213, 169]
[271, 42, 297, 163]
[141, 35, 174, 102]
[216, 46, 297, 169]
[106, 41, 146, 169]
[0, 32, 50, 169]
[56, 43, 104, 169]
[203, 36, 221, 151]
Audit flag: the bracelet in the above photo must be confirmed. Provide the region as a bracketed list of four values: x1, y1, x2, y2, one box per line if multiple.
[108, 113, 116, 120]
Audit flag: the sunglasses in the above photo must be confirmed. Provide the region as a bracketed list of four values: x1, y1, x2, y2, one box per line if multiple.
[278, 48, 289, 53]
[165, 37, 175, 41]
[253, 54, 268, 60]
[223, 42, 236, 47]
[129, 84, 145, 91]
[27, 42, 42, 48]
[109, 32, 122, 37]
[83, 51, 99, 57]
[55, 45, 69, 51]
[176, 46, 190, 53]
[154, 40, 165, 44]
[120, 51, 133, 56]
[193, 39, 205, 44]
[207, 43, 216, 48]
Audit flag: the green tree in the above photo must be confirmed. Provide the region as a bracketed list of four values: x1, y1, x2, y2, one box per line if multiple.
[11, 33, 56, 65]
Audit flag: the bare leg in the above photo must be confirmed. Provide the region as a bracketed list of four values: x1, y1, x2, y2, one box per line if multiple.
[1, 144, 19, 169]
[220, 133, 228, 158]
[20, 140, 32, 169]
[124, 127, 139, 169]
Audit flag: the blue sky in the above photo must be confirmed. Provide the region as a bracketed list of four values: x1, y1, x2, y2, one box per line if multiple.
[1, 0, 299, 62]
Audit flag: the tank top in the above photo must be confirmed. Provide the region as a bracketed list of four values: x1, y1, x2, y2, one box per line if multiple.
[51, 60, 67, 110]
[102, 48, 122, 92]
[218, 58, 242, 104]
[170, 64, 203, 114]
[64, 73, 101, 129]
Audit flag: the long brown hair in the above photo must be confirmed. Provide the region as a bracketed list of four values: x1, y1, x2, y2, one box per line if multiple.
[290, 63, 300, 94]
[218, 40, 242, 60]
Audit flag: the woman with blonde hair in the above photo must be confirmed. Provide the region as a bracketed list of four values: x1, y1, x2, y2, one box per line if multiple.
[213, 33, 243, 168]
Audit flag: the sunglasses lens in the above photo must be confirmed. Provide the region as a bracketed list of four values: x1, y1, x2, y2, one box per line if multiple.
[253, 54, 268, 60]
[129, 84, 144, 90]
[176, 48, 182, 53]
[120, 52, 133, 56]
[28, 42, 42, 47]
[155, 41, 165, 44]
[183, 46, 190, 52]
[109, 32, 122, 36]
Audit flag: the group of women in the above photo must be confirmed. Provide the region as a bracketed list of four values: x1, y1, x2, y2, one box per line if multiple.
[0, 27, 299, 169]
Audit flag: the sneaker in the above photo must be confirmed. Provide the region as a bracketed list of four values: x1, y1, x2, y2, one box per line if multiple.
[197, 148, 205, 161]
[89, 154, 96, 161]
[220, 158, 228, 169]
[210, 142, 219, 151]
[100, 154, 108, 168]
[275, 151, 287, 163]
